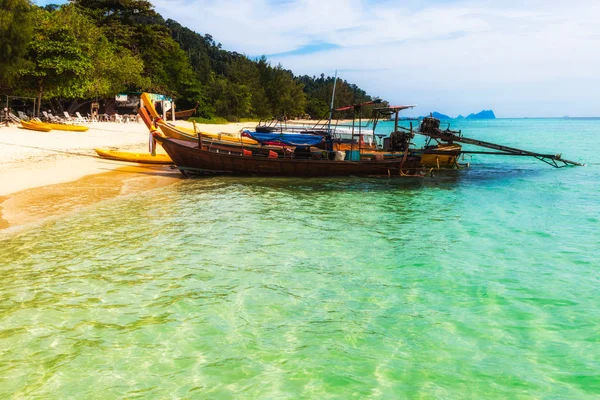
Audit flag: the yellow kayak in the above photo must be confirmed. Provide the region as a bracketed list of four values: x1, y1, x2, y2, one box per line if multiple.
[95, 149, 173, 164]
[30, 120, 89, 132]
[20, 121, 52, 132]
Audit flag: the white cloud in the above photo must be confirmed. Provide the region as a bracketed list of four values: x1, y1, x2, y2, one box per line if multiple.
[153, 0, 600, 116]
[153, 0, 364, 54]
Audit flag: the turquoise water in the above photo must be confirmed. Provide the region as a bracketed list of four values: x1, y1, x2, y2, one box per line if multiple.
[1, 119, 599, 398]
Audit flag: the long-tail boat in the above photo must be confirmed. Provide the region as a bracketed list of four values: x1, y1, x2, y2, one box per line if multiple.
[251, 102, 461, 168]
[139, 92, 582, 177]
[166, 102, 199, 120]
[141, 93, 450, 166]
[156, 120, 258, 145]
[140, 93, 258, 145]
[153, 115, 581, 177]
[138, 106, 294, 158]
[141, 97, 460, 175]
[139, 102, 423, 177]
[154, 135, 424, 177]
[417, 116, 583, 168]
[148, 105, 440, 177]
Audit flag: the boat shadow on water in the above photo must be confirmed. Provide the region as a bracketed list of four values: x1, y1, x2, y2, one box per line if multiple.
[166, 161, 578, 197]
[171, 169, 462, 193]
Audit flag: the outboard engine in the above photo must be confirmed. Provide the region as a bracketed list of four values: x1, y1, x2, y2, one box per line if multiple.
[389, 130, 415, 152]
[419, 116, 441, 135]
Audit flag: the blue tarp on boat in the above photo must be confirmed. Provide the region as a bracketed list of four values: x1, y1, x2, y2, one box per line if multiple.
[244, 131, 324, 146]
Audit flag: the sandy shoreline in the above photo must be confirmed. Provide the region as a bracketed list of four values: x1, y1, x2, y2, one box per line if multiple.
[0, 120, 254, 230]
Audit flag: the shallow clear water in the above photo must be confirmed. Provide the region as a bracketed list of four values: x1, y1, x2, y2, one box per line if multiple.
[1, 119, 599, 398]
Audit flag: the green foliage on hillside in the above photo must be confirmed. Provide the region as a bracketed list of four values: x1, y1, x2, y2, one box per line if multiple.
[2, 0, 384, 120]
[0, 0, 35, 88]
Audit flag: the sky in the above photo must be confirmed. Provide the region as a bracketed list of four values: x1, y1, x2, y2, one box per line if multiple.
[37, 0, 600, 117]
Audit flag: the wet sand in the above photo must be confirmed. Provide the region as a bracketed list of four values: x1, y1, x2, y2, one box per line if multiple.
[0, 196, 8, 230]
[0, 164, 181, 231]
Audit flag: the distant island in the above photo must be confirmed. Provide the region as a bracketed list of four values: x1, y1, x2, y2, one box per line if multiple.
[431, 112, 452, 120]
[466, 110, 496, 120]
[427, 110, 496, 120]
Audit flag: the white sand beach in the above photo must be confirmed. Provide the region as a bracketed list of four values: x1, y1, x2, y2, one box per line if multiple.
[0, 120, 254, 229]
[0, 120, 253, 195]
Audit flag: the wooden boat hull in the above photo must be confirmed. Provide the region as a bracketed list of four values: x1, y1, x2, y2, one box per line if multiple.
[30, 121, 89, 132]
[20, 121, 52, 132]
[143, 113, 282, 154]
[140, 93, 460, 173]
[157, 122, 258, 145]
[166, 106, 197, 120]
[420, 144, 461, 168]
[139, 92, 256, 144]
[95, 148, 173, 164]
[155, 135, 423, 177]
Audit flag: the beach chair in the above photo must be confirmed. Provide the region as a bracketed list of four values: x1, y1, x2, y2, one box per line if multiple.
[75, 112, 89, 124]
[44, 111, 59, 123]
[113, 113, 123, 123]
[17, 111, 29, 121]
[8, 113, 21, 123]
[63, 111, 74, 124]
[48, 113, 64, 123]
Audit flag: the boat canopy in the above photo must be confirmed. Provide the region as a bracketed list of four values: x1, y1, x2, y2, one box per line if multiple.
[380, 105, 416, 111]
[244, 131, 324, 147]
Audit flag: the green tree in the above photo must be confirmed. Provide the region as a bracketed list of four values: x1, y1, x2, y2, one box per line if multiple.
[265, 65, 306, 118]
[72, 0, 206, 108]
[88, 37, 146, 99]
[228, 56, 270, 118]
[71, 0, 161, 48]
[18, 5, 144, 115]
[306, 97, 329, 119]
[298, 75, 380, 119]
[209, 75, 251, 119]
[19, 7, 93, 115]
[32, 0, 386, 121]
[0, 0, 34, 87]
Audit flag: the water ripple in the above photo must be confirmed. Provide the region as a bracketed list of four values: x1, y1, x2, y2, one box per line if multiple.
[1, 122, 600, 397]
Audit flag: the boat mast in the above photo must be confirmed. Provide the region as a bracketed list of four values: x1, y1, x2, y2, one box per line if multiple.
[327, 70, 338, 134]
[358, 106, 362, 154]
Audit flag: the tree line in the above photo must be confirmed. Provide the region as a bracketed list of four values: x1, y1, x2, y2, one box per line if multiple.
[0, 0, 384, 120]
